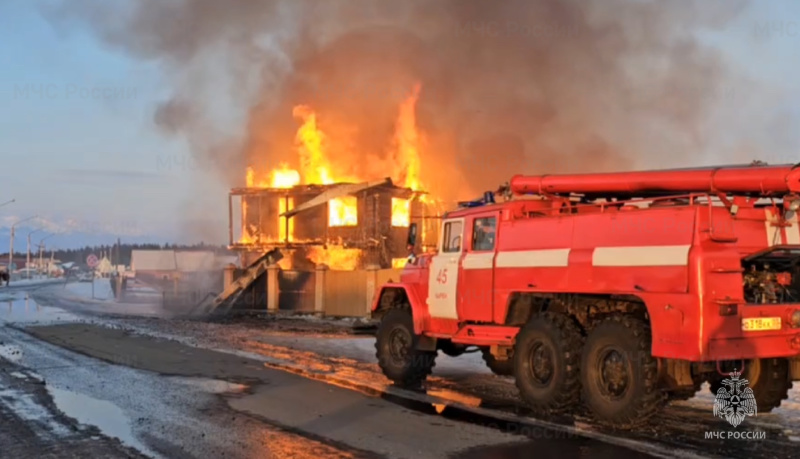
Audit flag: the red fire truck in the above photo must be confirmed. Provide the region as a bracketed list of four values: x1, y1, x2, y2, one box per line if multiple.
[371, 163, 800, 428]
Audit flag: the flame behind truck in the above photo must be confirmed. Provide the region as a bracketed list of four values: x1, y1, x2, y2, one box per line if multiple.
[371, 162, 800, 428]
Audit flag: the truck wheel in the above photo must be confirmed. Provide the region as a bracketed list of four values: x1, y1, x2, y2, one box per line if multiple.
[374, 308, 436, 388]
[514, 312, 583, 415]
[580, 315, 666, 428]
[708, 358, 791, 413]
[482, 348, 514, 376]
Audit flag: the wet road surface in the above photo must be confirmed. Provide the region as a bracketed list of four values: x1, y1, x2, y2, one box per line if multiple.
[124, 315, 797, 459]
[0, 289, 658, 458]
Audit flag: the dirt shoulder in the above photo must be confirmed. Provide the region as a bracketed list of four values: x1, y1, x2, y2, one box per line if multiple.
[25, 323, 268, 383]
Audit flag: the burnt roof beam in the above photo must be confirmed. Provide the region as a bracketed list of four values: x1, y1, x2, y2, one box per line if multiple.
[280, 178, 393, 218]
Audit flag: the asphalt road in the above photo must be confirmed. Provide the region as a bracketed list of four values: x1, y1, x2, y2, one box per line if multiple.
[0, 288, 659, 459]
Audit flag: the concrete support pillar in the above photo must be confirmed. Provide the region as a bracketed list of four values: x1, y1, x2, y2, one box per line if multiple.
[223, 263, 236, 291]
[315, 264, 328, 315]
[267, 264, 279, 312]
[365, 264, 381, 317]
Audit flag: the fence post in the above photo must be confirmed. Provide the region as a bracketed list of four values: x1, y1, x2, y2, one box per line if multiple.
[267, 264, 279, 312]
[315, 264, 328, 316]
[365, 264, 380, 317]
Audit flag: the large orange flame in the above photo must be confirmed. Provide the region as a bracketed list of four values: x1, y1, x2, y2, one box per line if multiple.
[241, 84, 430, 269]
[395, 83, 423, 191]
[293, 105, 334, 185]
[307, 245, 361, 270]
[272, 163, 301, 188]
[390, 83, 426, 226]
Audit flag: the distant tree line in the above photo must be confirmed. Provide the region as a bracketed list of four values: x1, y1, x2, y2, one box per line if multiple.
[4, 242, 233, 267]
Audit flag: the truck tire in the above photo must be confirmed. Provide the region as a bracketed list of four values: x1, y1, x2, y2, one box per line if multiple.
[514, 312, 583, 415]
[482, 348, 514, 376]
[580, 315, 666, 428]
[374, 308, 436, 388]
[708, 358, 791, 413]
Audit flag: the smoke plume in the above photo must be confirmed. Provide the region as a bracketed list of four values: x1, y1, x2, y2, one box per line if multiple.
[45, 0, 757, 228]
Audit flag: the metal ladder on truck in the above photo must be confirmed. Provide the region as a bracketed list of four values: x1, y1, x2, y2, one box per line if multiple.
[192, 248, 282, 316]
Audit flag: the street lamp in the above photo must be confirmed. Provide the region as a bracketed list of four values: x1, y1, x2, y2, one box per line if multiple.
[38, 234, 57, 276]
[26, 229, 42, 279]
[8, 215, 37, 283]
[0, 199, 14, 208]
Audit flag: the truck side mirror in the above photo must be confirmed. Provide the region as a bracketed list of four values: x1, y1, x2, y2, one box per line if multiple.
[407, 223, 418, 248]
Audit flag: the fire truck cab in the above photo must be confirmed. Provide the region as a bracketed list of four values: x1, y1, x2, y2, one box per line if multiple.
[371, 163, 800, 429]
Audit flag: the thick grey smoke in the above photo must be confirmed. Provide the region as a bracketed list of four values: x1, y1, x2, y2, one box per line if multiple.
[45, 0, 755, 216]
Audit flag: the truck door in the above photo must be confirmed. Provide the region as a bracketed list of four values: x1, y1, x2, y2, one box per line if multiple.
[459, 214, 497, 322]
[428, 218, 464, 319]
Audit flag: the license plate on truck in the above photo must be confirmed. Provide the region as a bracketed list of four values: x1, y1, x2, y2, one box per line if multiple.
[742, 317, 782, 331]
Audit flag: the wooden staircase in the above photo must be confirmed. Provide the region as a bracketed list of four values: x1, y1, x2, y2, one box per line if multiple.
[192, 248, 282, 316]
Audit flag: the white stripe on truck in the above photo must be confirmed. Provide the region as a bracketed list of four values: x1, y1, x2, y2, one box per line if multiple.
[592, 245, 691, 267]
[461, 252, 495, 269]
[460, 246, 693, 269]
[495, 249, 571, 268]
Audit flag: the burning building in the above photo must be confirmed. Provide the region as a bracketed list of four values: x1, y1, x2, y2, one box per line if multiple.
[228, 85, 442, 270]
[229, 179, 434, 270]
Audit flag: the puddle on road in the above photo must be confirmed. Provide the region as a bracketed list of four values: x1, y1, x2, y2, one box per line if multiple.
[47, 386, 158, 458]
[0, 294, 81, 324]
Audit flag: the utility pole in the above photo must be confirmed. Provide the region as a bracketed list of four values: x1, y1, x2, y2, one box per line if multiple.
[26, 229, 41, 280]
[1, 200, 16, 276]
[38, 234, 56, 276]
[8, 215, 36, 284]
[8, 227, 12, 278]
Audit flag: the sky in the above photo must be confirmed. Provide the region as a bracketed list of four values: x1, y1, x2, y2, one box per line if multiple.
[0, 0, 230, 245]
[0, 0, 799, 247]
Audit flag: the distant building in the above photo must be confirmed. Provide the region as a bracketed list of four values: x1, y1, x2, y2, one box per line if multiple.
[130, 250, 178, 278]
[96, 256, 114, 277]
[0, 258, 30, 272]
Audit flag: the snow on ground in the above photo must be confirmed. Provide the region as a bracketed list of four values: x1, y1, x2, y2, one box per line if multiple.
[62, 280, 115, 302]
[0, 278, 63, 289]
[0, 344, 23, 362]
[0, 387, 73, 437]
[31, 280, 171, 318]
[43, 278, 158, 306]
